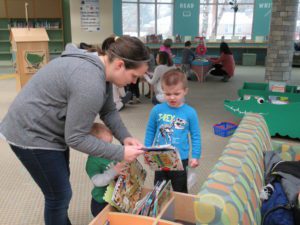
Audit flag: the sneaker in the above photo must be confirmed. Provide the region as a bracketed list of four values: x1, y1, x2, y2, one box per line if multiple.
[121, 92, 133, 105]
[221, 75, 230, 82]
[135, 98, 141, 103]
[128, 100, 134, 104]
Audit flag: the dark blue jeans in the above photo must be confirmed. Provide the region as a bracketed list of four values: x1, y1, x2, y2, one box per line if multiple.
[10, 145, 72, 225]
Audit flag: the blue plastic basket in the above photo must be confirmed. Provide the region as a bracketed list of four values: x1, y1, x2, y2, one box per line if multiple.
[213, 122, 238, 137]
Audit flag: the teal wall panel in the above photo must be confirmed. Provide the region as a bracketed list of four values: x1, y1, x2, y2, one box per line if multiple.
[252, 0, 272, 39]
[63, 0, 72, 44]
[113, 0, 122, 36]
[174, 0, 199, 36]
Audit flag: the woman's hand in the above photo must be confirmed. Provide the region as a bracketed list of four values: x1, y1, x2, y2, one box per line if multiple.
[189, 158, 199, 168]
[124, 137, 143, 147]
[123, 145, 144, 162]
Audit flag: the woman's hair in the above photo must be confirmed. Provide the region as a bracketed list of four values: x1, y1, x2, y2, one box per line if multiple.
[161, 69, 187, 89]
[98, 36, 150, 69]
[163, 38, 173, 48]
[157, 51, 172, 66]
[220, 42, 232, 55]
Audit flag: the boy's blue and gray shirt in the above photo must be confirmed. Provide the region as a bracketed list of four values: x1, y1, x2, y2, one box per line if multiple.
[0, 44, 130, 162]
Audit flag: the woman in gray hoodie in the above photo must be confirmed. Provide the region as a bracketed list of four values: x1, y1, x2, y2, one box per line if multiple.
[0, 36, 150, 225]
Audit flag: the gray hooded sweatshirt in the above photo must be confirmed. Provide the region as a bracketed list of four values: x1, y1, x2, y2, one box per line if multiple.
[0, 44, 131, 161]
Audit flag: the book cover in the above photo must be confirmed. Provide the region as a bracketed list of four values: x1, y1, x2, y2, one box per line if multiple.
[110, 160, 147, 213]
[142, 145, 184, 171]
[269, 96, 289, 105]
[269, 81, 286, 93]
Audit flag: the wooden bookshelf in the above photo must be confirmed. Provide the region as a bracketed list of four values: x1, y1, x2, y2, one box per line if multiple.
[0, 0, 64, 63]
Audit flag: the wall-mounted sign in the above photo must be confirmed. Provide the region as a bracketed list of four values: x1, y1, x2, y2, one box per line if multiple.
[80, 0, 100, 32]
[174, 0, 198, 36]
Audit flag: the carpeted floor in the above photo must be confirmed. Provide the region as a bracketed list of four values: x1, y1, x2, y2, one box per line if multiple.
[0, 66, 300, 225]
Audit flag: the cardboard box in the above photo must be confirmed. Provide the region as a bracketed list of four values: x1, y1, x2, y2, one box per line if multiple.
[89, 188, 196, 225]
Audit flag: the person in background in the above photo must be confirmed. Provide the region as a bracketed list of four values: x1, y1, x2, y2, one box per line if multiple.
[147, 46, 156, 73]
[195, 37, 207, 57]
[144, 46, 156, 99]
[85, 123, 126, 217]
[144, 51, 175, 105]
[181, 41, 195, 78]
[113, 84, 132, 111]
[144, 69, 201, 193]
[207, 42, 235, 82]
[0, 36, 149, 225]
[159, 38, 174, 65]
[128, 78, 141, 104]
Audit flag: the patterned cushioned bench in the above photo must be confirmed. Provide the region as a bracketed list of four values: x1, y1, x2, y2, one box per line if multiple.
[193, 113, 300, 225]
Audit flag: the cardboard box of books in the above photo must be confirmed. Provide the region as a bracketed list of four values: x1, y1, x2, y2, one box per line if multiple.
[89, 187, 196, 225]
[89, 159, 195, 225]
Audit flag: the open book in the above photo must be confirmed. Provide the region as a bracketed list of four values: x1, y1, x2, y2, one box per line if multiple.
[142, 145, 184, 171]
[104, 160, 147, 213]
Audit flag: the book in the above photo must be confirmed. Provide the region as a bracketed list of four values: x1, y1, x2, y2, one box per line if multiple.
[131, 180, 172, 217]
[109, 160, 147, 213]
[152, 180, 172, 217]
[269, 81, 286, 93]
[142, 145, 184, 171]
[269, 96, 289, 105]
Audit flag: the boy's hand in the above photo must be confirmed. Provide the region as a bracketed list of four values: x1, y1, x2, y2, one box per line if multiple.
[124, 137, 143, 147]
[123, 145, 144, 162]
[114, 162, 126, 175]
[189, 158, 199, 168]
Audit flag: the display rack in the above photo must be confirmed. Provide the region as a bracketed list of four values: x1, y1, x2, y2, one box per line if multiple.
[0, 0, 64, 64]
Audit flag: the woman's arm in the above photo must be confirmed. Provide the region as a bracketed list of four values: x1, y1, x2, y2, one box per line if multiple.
[99, 84, 132, 143]
[64, 67, 125, 161]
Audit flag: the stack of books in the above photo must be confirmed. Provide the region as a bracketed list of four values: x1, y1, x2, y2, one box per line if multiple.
[104, 145, 182, 215]
[132, 180, 171, 217]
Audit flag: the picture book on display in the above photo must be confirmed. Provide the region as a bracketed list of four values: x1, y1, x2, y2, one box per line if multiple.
[269, 81, 286, 93]
[104, 159, 147, 213]
[142, 144, 184, 171]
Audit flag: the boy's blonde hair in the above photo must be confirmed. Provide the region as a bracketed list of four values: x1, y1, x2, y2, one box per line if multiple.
[90, 123, 113, 143]
[161, 69, 187, 89]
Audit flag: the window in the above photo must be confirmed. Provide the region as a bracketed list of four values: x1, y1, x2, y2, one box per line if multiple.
[296, 1, 300, 40]
[199, 0, 254, 40]
[122, 0, 173, 38]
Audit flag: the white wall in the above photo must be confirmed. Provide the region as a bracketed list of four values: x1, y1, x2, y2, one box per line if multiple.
[69, 0, 113, 45]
